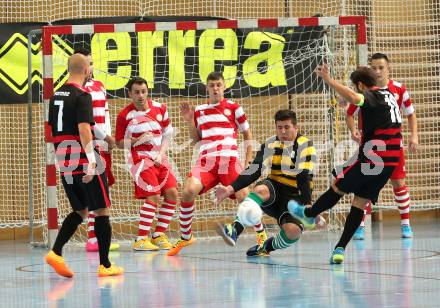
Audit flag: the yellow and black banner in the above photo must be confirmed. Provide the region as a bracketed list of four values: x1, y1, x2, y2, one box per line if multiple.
[0, 16, 325, 104]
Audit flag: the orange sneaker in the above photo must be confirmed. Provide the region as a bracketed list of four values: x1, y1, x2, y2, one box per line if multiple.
[45, 250, 74, 278]
[166, 236, 195, 256]
[97, 264, 124, 277]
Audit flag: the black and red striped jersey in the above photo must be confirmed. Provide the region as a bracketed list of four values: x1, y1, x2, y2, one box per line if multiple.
[358, 88, 402, 166]
[48, 82, 95, 174]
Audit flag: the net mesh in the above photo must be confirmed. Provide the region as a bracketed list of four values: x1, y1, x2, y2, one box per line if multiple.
[37, 22, 358, 243]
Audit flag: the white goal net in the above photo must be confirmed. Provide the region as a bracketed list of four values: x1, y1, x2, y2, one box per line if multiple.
[33, 17, 365, 246]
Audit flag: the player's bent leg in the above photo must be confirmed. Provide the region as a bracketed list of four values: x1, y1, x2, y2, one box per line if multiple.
[215, 186, 249, 246]
[218, 189, 267, 246]
[290, 185, 344, 230]
[168, 177, 202, 256]
[248, 185, 269, 245]
[133, 195, 160, 251]
[247, 222, 301, 257]
[152, 187, 178, 250]
[330, 198, 368, 264]
[247, 228, 299, 257]
[46, 210, 85, 277]
[287, 199, 316, 229]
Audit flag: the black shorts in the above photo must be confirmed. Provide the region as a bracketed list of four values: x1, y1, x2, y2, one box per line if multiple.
[334, 160, 395, 203]
[61, 172, 110, 212]
[256, 178, 304, 231]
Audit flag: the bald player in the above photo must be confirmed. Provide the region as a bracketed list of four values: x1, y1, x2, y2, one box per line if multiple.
[45, 54, 123, 278]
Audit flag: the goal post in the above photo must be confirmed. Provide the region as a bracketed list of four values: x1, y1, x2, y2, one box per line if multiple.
[36, 16, 367, 247]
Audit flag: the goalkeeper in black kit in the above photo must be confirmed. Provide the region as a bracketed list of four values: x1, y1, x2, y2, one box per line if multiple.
[215, 109, 318, 256]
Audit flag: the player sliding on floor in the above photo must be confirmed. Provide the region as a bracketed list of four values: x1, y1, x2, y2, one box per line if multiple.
[215, 109, 318, 256]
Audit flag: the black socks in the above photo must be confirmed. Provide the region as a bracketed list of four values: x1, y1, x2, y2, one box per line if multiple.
[52, 212, 83, 256]
[335, 206, 365, 249]
[94, 215, 112, 268]
[305, 187, 342, 217]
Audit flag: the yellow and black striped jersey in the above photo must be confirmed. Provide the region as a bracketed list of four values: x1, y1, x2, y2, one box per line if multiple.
[263, 135, 316, 188]
[231, 134, 317, 204]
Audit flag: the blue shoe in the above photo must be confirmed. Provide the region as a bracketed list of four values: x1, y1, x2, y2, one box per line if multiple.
[246, 244, 270, 257]
[330, 247, 345, 264]
[352, 226, 365, 240]
[215, 223, 238, 246]
[401, 225, 413, 238]
[287, 199, 315, 229]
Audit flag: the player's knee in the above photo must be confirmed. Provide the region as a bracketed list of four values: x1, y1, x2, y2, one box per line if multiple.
[352, 196, 370, 210]
[282, 223, 302, 241]
[183, 182, 201, 199]
[163, 188, 178, 201]
[146, 194, 160, 205]
[391, 178, 405, 189]
[253, 185, 270, 202]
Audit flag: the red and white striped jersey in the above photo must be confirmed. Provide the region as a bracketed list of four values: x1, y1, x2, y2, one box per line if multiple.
[83, 78, 111, 138]
[194, 98, 249, 158]
[115, 99, 173, 162]
[347, 78, 414, 120]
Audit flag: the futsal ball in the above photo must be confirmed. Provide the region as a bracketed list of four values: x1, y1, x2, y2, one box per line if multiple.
[237, 200, 263, 226]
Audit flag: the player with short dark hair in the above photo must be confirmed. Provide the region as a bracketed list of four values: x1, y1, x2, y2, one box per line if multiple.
[44, 53, 123, 277]
[115, 77, 178, 251]
[346, 53, 418, 240]
[289, 64, 403, 264]
[73, 47, 119, 252]
[167, 71, 267, 256]
[215, 109, 317, 256]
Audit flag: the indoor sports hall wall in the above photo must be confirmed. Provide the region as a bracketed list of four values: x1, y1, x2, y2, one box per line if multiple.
[0, 0, 438, 239]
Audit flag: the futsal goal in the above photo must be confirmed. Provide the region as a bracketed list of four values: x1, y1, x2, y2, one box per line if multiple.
[30, 16, 368, 247]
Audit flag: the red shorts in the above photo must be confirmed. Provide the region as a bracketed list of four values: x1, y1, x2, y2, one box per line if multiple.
[100, 152, 115, 186]
[130, 158, 177, 198]
[390, 148, 405, 180]
[189, 156, 243, 197]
